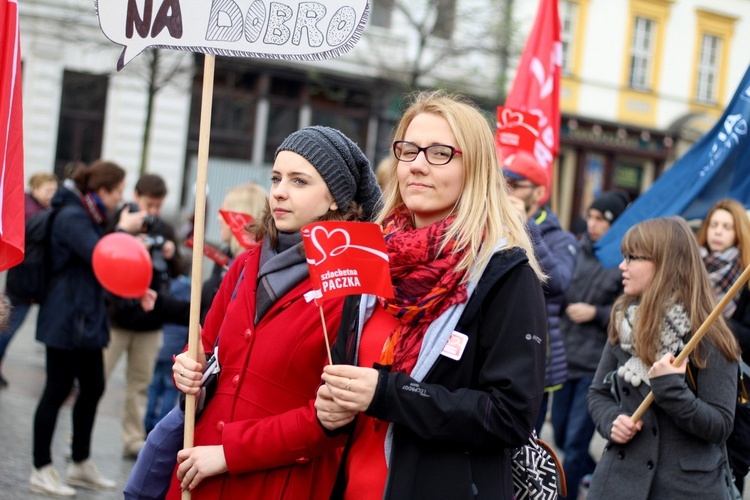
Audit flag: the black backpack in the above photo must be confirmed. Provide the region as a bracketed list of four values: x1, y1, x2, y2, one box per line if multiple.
[5, 208, 58, 303]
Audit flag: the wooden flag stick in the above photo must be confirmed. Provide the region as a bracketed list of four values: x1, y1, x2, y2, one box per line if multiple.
[318, 304, 333, 365]
[182, 54, 215, 500]
[631, 262, 750, 423]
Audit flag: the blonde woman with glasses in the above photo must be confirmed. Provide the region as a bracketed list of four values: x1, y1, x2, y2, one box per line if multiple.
[315, 90, 547, 499]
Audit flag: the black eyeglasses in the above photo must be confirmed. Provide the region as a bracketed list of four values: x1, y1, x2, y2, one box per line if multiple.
[623, 253, 652, 264]
[392, 140, 462, 166]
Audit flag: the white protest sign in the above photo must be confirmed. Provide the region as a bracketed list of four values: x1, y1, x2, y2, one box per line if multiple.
[96, 0, 370, 70]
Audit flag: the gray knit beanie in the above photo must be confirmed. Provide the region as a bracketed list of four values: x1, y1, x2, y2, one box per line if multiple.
[275, 126, 382, 221]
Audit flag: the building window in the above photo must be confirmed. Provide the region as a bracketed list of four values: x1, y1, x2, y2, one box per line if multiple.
[560, 1, 579, 76]
[628, 16, 655, 90]
[189, 59, 258, 160]
[54, 71, 108, 178]
[696, 34, 721, 104]
[264, 76, 302, 164]
[309, 82, 370, 147]
[690, 10, 736, 113]
[433, 0, 456, 39]
[371, 0, 394, 28]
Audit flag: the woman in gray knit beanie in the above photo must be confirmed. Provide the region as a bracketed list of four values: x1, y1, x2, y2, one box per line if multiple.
[164, 127, 381, 498]
[276, 126, 382, 221]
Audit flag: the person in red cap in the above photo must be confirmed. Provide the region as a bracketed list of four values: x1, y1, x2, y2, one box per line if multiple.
[503, 150, 577, 438]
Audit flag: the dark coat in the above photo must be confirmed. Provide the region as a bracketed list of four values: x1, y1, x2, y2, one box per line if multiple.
[529, 208, 577, 388]
[729, 286, 750, 364]
[36, 187, 109, 350]
[726, 287, 750, 481]
[155, 277, 191, 363]
[165, 246, 346, 500]
[331, 247, 547, 499]
[561, 236, 623, 379]
[587, 338, 737, 500]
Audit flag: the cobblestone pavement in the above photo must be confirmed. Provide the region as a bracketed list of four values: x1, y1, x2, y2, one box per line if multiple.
[0, 303, 133, 500]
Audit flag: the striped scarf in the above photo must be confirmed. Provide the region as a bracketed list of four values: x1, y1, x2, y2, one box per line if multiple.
[701, 246, 742, 318]
[378, 207, 468, 374]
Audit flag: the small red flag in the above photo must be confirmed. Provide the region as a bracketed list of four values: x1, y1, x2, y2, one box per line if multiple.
[0, 0, 25, 270]
[499, 0, 561, 178]
[185, 237, 231, 267]
[301, 221, 393, 302]
[219, 209, 256, 249]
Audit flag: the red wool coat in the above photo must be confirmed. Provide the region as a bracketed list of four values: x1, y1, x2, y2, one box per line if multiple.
[166, 246, 345, 499]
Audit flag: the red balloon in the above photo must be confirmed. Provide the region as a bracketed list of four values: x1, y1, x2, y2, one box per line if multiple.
[92, 233, 153, 298]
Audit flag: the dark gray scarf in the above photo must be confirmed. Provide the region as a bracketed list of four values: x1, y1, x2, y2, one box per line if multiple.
[255, 232, 308, 323]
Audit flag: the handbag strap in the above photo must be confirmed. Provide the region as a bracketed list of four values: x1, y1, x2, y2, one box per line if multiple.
[536, 437, 567, 498]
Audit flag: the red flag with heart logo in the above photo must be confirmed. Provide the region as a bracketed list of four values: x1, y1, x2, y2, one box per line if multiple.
[499, 0, 561, 177]
[301, 221, 393, 302]
[0, 0, 24, 271]
[219, 209, 256, 249]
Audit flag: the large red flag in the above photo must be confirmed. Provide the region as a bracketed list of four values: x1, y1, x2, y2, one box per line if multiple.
[0, 0, 24, 270]
[302, 221, 393, 302]
[499, 0, 561, 180]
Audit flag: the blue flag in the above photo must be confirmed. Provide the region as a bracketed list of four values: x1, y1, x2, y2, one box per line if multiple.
[595, 64, 750, 268]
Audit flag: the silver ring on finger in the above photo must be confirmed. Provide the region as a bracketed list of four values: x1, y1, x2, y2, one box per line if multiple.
[345, 379, 351, 391]
[180, 367, 185, 377]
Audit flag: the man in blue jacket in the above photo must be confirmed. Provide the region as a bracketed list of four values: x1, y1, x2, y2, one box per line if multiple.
[504, 151, 577, 436]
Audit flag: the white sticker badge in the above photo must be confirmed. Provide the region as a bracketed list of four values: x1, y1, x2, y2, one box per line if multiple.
[441, 331, 468, 361]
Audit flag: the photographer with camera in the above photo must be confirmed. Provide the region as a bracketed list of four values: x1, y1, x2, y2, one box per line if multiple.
[104, 173, 184, 459]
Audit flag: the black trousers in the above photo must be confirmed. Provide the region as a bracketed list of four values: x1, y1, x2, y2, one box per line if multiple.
[33, 346, 106, 468]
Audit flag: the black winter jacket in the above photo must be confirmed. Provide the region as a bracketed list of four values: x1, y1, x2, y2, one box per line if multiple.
[36, 187, 109, 350]
[330, 247, 547, 499]
[729, 286, 750, 363]
[560, 235, 623, 378]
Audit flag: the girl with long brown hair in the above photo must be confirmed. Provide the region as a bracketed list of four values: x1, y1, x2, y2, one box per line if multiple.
[587, 217, 740, 499]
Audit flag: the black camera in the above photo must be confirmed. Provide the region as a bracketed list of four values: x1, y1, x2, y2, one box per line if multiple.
[143, 214, 156, 231]
[127, 202, 157, 232]
[126, 203, 167, 273]
[142, 234, 165, 250]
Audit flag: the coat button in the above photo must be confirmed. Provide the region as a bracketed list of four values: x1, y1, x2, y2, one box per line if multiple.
[295, 457, 310, 464]
[244, 329, 252, 342]
[652, 427, 658, 436]
[232, 375, 239, 387]
[617, 450, 625, 459]
[216, 420, 225, 432]
[623, 387, 630, 395]
[647, 460, 654, 470]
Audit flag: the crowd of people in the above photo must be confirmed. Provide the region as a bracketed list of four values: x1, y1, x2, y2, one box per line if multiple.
[1, 89, 748, 499]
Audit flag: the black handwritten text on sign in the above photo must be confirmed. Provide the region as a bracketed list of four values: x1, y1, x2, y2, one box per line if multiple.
[96, 0, 370, 70]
